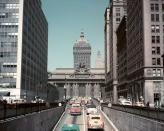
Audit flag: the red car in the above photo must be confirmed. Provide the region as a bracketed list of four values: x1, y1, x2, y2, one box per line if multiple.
[70, 103, 82, 115]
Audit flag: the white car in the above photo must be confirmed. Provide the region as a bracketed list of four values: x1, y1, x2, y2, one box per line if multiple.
[86, 104, 98, 115]
[87, 114, 104, 130]
[118, 99, 132, 106]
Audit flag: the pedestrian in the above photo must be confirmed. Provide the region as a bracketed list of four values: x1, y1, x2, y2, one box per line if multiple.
[146, 101, 149, 107]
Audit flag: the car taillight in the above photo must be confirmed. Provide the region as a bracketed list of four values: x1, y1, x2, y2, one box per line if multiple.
[101, 122, 104, 128]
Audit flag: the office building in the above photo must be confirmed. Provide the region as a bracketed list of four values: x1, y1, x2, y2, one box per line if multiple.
[127, 0, 164, 105]
[0, 0, 48, 101]
[73, 32, 91, 69]
[104, 0, 127, 103]
[116, 16, 128, 98]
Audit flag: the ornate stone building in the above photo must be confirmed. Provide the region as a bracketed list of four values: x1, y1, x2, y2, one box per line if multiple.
[48, 32, 105, 100]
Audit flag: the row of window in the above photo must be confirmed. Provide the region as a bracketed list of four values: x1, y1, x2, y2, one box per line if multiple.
[0, 12, 19, 19]
[152, 36, 160, 43]
[151, 13, 164, 22]
[0, 52, 17, 58]
[151, 25, 160, 33]
[0, 42, 17, 48]
[0, 3, 19, 9]
[3, 65, 17, 68]
[150, 3, 164, 12]
[152, 46, 160, 55]
[147, 69, 161, 77]
[152, 58, 161, 65]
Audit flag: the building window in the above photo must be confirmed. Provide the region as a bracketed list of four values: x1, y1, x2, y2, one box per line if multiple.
[156, 25, 160, 33]
[151, 14, 155, 21]
[162, 4, 164, 12]
[156, 47, 160, 54]
[152, 25, 160, 33]
[152, 47, 156, 54]
[116, 18, 120, 22]
[116, 8, 120, 12]
[151, 25, 155, 32]
[116, 13, 120, 16]
[152, 69, 156, 76]
[151, 4, 154, 11]
[156, 36, 160, 43]
[157, 58, 161, 65]
[155, 4, 159, 11]
[157, 69, 161, 76]
[152, 36, 155, 43]
[156, 14, 159, 21]
[152, 58, 156, 65]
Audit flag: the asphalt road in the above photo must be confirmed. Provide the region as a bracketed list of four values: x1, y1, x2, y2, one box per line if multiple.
[53, 105, 113, 131]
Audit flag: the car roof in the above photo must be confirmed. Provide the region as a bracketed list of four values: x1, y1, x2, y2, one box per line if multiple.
[62, 124, 80, 130]
[89, 114, 101, 117]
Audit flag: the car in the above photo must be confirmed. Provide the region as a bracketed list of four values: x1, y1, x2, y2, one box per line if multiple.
[87, 114, 104, 130]
[86, 104, 97, 115]
[69, 99, 75, 105]
[118, 99, 132, 106]
[70, 103, 82, 115]
[61, 124, 80, 131]
[135, 101, 144, 107]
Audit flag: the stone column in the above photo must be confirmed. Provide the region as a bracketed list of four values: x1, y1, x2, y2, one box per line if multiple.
[76, 84, 79, 97]
[86, 84, 91, 97]
[72, 84, 75, 97]
[113, 84, 118, 104]
[66, 84, 71, 99]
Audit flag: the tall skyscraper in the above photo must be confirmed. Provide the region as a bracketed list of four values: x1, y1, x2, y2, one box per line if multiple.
[104, 0, 127, 103]
[73, 32, 91, 69]
[0, 0, 48, 101]
[95, 51, 104, 69]
[127, 0, 164, 105]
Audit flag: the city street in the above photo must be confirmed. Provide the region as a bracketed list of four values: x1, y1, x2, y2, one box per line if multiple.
[53, 105, 113, 131]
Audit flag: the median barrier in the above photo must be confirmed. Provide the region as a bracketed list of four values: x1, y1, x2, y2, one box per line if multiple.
[0, 105, 65, 131]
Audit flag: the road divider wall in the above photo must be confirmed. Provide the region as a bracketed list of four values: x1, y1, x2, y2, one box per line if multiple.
[0, 106, 65, 131]
[102, 105, 164, 131]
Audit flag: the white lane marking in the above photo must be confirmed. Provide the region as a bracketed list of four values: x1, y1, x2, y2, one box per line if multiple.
[100, 109, 119, 131]
[83, 107, 86, 131]
[53, 110, 66, 131]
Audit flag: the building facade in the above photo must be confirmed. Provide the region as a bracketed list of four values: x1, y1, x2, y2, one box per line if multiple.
[104, 0, 127, 103]
[116, 16, 128, 98]
[48, 68, 105, 100]
[0, 0, 48, 101]
[73, 32, 91, 69]
[127, 0, 164, 106]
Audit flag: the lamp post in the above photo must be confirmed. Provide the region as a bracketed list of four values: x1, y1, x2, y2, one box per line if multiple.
[64, 85, 66, 100]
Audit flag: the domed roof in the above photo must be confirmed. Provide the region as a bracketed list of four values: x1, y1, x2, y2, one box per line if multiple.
[73, 32, 91, 48]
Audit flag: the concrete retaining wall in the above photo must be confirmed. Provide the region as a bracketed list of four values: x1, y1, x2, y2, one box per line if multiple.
[0, 106, 65, 131]
[102, 106, 164, 131]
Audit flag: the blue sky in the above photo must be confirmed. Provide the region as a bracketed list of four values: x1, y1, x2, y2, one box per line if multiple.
[41, 0, 108, 71]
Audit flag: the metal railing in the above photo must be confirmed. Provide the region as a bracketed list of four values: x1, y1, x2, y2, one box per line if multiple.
[0, 101, 66, 120]
[102, 104, 164, 122]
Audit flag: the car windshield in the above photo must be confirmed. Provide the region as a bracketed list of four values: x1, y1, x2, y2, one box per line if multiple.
[124, 102, 131, 104]
[87, 105, 96, 108]
[72, 104, 80, 107]
[63, 130, 77, 131]
[91, 117, 100, 119]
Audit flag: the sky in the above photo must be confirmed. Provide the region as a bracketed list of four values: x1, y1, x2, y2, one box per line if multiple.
[41, 0, 109, 71]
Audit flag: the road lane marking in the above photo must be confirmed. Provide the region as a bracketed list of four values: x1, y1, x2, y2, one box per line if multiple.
[83, 107, 86, 131]
[53, 110, 66, 131]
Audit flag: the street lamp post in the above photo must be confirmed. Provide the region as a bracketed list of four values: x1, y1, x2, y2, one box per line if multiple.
[64, 85, 66, 100]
